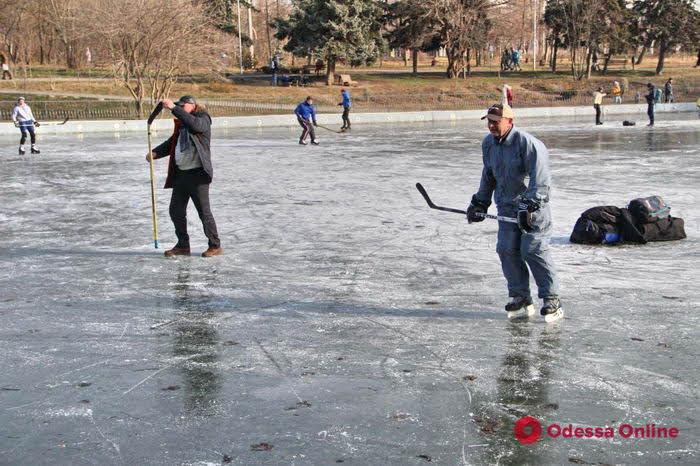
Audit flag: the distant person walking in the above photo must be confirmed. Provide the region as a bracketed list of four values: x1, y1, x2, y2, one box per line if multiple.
[147, 95, 222, 258]
[664, 78, 674, 103]
[270, 55, 278, 86]
[645, 83, 656, 126]
[593, 87, 606, 125]
[338, 89, 351, 131]
[295, 96, 319, 145]
[11, 97, 40, 154]
[511, 49, 521, 71]
[612, 81, 622, 104]
[1, 61, 12, 80]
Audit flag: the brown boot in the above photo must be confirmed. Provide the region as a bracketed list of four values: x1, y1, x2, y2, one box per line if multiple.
[201, 247, 223, 258]
[164, 247, 190, 257]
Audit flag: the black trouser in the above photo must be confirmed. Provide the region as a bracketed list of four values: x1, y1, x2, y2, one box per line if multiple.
[647, 103, 654, 125]
[169, 167, 220, 249]
[342, 107, 351, 128]
[19, 125, 36, 145]
[298, 118, 315, 142]
[594, 104, 602, 124]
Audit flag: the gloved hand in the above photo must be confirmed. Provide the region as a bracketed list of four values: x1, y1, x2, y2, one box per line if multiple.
[517, 199, 541, 232]
[33, 121, 40, 127]
[13, 121, 19, 127]
[313, 121, 318, 127]
[466, 195, 489, 223]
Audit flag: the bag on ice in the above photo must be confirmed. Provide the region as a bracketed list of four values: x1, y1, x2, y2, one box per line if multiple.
[628, 196, 670, 223]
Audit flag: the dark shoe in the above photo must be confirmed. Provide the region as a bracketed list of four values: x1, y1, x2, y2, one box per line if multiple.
[19, 147, 25, 155]
[299, 140, 307, 145]
[540, 297, 561, 316]
[596, 122, 603, 125]
[164, 247, 190, 257]
[311, 140, 320, 145]
[505, 296, 534, 312]
[647, 123, 654, 127]
[201, 247, 223, 257]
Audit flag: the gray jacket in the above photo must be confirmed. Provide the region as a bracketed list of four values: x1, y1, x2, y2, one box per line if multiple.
[474, 126, 551, 215]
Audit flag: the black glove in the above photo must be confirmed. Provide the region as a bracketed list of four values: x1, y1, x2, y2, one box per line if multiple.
[467, 195, 489, 223]
[313, 121, 318, 127]
[517, 199, 541, 232]
[34, 121, 40, 127]
[13, 121, 19, 127]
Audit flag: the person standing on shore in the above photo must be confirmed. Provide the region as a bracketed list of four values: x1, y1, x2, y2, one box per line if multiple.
[338, 89, 351, 131]
[146, 95, 222, 258]
[466, 103, 562, 321]
[593, 87, 606, 125]
[612, 81, 622, 104]
[11, 97, 40, 155]
[664, 78, 673, 103]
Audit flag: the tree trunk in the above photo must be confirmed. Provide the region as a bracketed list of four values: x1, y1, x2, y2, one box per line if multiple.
[466, 48, 471, 76]
[326, 57, 336, 86]
[655, 41, 666, 75]
[602, 54, 611, 74]
[403, 49, 408, 66]
[265, 0, 272, 62]
[635, 45, 647, 65]
[411, 49, 418, 75]
[476, 49, 481, 67]
[585, 48, 592, 80]
[695, 49, 700, 67]
[551, 43, 558, 72]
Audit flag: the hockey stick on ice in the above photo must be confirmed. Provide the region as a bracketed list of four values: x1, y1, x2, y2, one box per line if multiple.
[317, 124, 344, 134]
[146, 102, 163, 249]
[38, 116, 69, 126]
[415, 183, 518, 224]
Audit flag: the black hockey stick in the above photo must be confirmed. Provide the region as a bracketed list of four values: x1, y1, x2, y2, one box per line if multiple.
[147, 101, 164, 125]
[37, 116, 69, 126]
[317, 124, 344, 134]
[415, 183, 518, 224]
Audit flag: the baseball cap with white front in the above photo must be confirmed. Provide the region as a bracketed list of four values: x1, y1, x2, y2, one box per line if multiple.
[481, 103, 515, 121]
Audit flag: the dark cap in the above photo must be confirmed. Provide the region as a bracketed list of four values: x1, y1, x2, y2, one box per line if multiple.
[647, 83, 653, 88]
[481, 103, 514, 121]
[306, 95, 313, 101]
[175, 95, 196, 106]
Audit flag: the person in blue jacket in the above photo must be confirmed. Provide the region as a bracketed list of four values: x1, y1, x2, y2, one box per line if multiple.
[294, 96, 319, 145]
[338, 89, 351, 130]
[466, 103, 562, 320]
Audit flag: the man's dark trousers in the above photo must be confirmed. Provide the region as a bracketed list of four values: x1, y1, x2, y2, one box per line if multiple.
[594, 104, 602, 124]
[169, 167, 220, 249]
[342, 107, 351, 129]
[647, 103, 654, 125]
[298, 118, 315, 142]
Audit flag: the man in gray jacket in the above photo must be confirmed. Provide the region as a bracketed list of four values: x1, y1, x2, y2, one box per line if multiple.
[147, 95, 222, 258]
[466, 103, 562, 320]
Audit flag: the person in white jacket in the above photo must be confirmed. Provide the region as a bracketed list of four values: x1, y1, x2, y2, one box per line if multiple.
[11, 97, 40, 154]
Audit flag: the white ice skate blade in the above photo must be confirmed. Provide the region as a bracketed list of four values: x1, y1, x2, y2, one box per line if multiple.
[544, 308, 564, 323]
[507, 304, 535, 320]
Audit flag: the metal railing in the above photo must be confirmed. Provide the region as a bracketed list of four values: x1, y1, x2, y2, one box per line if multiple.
[1, 85, 697, 121]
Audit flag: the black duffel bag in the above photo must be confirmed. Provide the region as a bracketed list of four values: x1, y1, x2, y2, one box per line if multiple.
[628, 196, 671, 223]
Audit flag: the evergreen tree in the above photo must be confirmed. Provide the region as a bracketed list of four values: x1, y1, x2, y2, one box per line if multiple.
[274, 0, 386, 85]
[632, 0, 700, 75]
[385, 0, 441, 75]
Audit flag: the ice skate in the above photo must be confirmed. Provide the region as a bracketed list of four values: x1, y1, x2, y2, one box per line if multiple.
[18, 146, 25, 155]
[541, 297, 564, 323]
[505, 296, 535, 320]
[31, 146, 40, 154]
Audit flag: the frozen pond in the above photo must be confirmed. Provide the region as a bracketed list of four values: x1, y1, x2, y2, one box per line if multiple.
[1, 112, 699, 465]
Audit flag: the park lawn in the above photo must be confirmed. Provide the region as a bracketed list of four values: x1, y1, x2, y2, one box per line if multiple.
[0, 55, 696, 104]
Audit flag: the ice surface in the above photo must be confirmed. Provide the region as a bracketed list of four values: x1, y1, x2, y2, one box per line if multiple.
[1, 112, 699, 465]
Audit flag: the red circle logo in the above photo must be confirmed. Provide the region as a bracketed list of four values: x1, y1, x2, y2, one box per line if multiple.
[514, 416, 542, 444]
